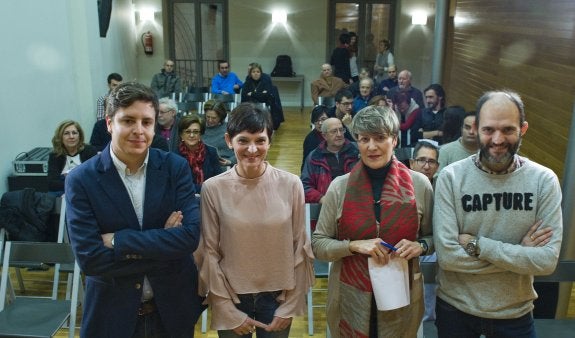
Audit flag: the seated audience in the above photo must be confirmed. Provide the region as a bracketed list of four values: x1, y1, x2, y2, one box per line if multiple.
[348, 67, 371, 97]
[203, 99, 235, 167]
[301, 117, 359, 204]
[375, 64, 398, 96]
[440, 105, 467, 144]
[90, 119, 168, 152]
[156, 97, 180, 151]
[409, 140, 440, 325]
[417, 84, 447, 144]
[392, 90, 422, 147]
[301, 105, 329, 171]
[310, 63, 347, 105]
[330, 89, 356, 142]
[368, 95, 390, 107]
[174, 115, 223, 193]
[150, 59, 181, 99]
[241, 63, 274, 106]
[387, 69, 424, 108]
[243, 63, 284, 130]
[410, 140, 440, 185]
[211, 60, 243, 95]
[96, 72, 122, 120]
[437, 110, 478, 173]
[352, 77, 375, 113]
[48, 120, 97, 195]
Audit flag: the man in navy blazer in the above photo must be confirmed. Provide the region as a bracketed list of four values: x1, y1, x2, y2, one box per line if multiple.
[65, 82, 203, 337]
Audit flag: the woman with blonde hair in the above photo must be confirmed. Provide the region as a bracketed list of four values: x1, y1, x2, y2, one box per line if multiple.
[48, 120, 97, 195]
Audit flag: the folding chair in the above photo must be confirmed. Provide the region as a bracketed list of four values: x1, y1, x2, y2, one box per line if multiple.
[52, 195, 84, 304]
[0, 241, 81, 338]
[305, 203, 331, 336]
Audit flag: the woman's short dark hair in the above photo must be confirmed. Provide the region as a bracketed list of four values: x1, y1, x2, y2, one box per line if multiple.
[310, 105, 329, 123]
[178, 114, 205, 136]
[107, 82, 158, 118]
[51, 120, 86, 157]
[204, 99, 228, 122]
[227, 103, 273, 141]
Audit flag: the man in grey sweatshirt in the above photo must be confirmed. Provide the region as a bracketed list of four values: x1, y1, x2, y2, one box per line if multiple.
[433, 90, 562, 337]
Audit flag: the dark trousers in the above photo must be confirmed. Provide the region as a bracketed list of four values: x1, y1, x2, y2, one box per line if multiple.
[131, 299, 193, 338]
[435, 297, 536, 338]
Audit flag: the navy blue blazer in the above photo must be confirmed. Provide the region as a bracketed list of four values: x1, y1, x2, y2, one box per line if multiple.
[65, 146, 203, 337]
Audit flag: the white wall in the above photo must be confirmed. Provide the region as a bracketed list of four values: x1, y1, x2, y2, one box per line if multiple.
[0, 0, 138, 194]
[394, 0, 435, 91]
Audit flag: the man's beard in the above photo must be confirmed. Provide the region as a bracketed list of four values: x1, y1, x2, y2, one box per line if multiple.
[479, 136, 521, 168]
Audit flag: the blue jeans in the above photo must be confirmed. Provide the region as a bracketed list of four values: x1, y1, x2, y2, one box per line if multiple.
[218, 291, 290, 338]
[435, 297, 536, 338]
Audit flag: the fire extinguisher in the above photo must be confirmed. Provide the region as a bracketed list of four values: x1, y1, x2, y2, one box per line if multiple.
[141, 31, 153, 55]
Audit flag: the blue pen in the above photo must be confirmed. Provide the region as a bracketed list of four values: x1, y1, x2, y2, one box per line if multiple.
[381, 241, 398, 252]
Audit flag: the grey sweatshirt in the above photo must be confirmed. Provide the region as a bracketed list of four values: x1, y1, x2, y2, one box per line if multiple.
[433, 155, 562, 319]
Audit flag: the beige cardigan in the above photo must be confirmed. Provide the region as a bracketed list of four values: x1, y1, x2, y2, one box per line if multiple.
[311, 169, 434, 337]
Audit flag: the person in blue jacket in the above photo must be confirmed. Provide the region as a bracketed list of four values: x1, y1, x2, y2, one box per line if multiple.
[211, 60, 243, 95]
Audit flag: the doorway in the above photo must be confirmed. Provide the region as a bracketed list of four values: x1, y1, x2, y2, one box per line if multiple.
[328, 1, 395, 75]
[167, 0, 228, 91]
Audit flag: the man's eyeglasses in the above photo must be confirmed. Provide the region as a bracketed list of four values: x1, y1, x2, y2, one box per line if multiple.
[326, 128, 346, 136]
[414, 158, 438, 167]
[159, 109, 175, 114]
[339, 102, 353, 107]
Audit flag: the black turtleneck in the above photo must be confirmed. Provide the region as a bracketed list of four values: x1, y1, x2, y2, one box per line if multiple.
[365, 160, 392, 222]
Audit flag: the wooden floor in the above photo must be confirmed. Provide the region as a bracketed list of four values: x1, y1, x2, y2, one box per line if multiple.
[3, 108, 573, 337]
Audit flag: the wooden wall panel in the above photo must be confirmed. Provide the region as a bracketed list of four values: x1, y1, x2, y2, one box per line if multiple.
[444, 0, 575, 180]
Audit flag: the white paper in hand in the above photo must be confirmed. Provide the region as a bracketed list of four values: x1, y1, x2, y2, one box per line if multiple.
[368, 256, 410, 311]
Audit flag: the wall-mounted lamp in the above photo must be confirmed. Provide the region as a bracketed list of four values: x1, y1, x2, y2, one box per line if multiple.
[412, 12, 427, 25]
[272, 9, 287, 25]
[139, 8, 155, 22]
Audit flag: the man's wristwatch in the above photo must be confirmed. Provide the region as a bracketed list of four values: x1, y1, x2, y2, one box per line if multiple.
[465, 237, 479, 256]
[418, 240, 428, 255]
[111, 235, 115, 248]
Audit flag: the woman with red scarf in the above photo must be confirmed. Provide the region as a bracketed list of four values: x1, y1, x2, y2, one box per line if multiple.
[175, 115, 223, 193]
[311, 105, 433, 337]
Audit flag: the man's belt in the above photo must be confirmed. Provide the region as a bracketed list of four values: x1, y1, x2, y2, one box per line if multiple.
[138, 299, 157, 316]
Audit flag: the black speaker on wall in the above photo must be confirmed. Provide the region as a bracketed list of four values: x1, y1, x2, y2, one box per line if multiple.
[98, 0, 113, 38]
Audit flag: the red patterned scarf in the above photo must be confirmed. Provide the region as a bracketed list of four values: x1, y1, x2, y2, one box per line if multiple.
[178, 140, 206, 184]
[337, 158, 418, 336]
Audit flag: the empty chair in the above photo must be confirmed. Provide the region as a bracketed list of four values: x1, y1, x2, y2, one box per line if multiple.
[0, 241, 81, 338]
